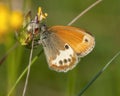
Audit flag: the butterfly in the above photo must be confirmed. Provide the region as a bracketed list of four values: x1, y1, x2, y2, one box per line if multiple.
[17, 7, 95, 72]
[38, 24, 95, 72]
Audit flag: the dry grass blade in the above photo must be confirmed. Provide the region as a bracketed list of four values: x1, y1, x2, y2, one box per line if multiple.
[67, 0, 102, 26]
[22, 38, 34, 96]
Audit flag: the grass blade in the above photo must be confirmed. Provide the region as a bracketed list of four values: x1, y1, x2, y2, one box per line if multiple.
[78, 51, 120, 96]
[7, 49, 43, 96]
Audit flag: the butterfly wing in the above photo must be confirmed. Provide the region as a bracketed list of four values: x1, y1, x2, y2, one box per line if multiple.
[48, 26, 95, 57]
[41, 30, 79, 72]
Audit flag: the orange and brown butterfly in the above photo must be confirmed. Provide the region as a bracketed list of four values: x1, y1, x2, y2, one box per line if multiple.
[17, 6, 95, 72]
[39, 24, 95, 72]
[0, 7, 95, 72]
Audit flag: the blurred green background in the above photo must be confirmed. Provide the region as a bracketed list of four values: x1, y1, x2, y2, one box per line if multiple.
[0, 0, 120, 96]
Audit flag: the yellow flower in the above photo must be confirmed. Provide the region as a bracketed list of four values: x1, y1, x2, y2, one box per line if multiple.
[37, 7, 48, 21]
[10, 11, 23, 30]
[0, 4, 23, 34]
[0, 4, 9, 34]
[0, 4, 23, 43]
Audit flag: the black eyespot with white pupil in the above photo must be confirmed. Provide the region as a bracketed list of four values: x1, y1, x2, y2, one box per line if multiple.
[84, 36, 90, 43]
[64, 44, 69, 49]
[59, 60, 63, 65]
[58, 58, 72, 65]
[68, 58, 71, 62]
[64, 59, 67, 63]
[85, 38, 89, 42]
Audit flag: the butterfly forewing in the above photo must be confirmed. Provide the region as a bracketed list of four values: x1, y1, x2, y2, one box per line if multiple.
[48, 26, 95, 57]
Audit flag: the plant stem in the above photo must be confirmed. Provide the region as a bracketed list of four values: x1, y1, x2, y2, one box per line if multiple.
[7, 49, 43, 96]
[22, 38, 34, 96]
[67, 0, 102, 26]
[78, 51, 120, 96]
[66, 70, 77, 96]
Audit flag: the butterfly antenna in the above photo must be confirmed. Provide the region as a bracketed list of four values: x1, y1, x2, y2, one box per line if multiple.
[67, 0, 102, 26]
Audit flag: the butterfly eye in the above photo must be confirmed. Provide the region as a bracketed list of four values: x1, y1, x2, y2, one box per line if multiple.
[40, 24, 47, 32]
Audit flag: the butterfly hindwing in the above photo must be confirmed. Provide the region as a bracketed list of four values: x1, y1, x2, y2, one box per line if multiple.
[41, 30, 79, 72]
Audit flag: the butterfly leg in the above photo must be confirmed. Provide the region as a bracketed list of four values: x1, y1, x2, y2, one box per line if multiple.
[33, 38, 42, 47]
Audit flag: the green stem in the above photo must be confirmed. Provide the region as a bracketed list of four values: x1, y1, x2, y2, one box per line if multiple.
[77, 51, 120, 96]
[7, 49, 43, 96]
[5, 35, 20, 96]
[66, 70, 77, 96]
